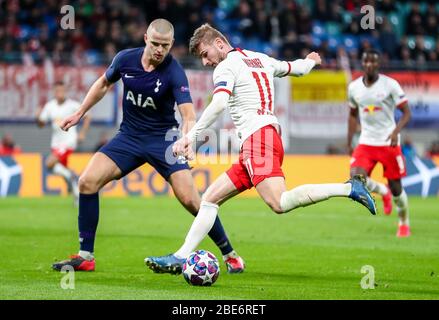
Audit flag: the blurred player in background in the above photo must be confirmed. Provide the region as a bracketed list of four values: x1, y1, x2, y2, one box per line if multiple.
[347, 49, 412, 237]
[52, 19, 245, 273]
[146, 24, 377, 274]
[0, 133, 22, 156]
[37, 81, 91, 205]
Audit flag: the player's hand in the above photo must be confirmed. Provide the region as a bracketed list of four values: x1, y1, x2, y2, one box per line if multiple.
[60, 111, 82, 131]
[306, 52, 322, 66]
[173, 136, 195, 160]
[387, 131, 398, 147]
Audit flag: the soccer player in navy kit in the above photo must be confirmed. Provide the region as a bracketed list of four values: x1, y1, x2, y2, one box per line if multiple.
[52, 19, 245, 273]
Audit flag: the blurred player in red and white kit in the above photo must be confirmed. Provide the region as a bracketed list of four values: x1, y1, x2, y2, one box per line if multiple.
[347, 50, 412, 237]
[146, 24, 377, 274]
[37, 81, 91, 204]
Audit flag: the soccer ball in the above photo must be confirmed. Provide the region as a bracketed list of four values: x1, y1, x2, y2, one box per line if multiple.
[182, 250, 220, 286]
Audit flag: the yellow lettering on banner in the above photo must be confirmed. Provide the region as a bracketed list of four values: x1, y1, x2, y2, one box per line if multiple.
[12, 153, 389, 198]
[291, 71, 349, 102]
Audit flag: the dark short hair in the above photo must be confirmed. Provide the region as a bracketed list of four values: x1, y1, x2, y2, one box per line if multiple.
[54, 81, 65, 86]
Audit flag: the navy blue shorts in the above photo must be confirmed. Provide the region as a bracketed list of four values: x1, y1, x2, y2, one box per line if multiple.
[99, 132, 190, 180]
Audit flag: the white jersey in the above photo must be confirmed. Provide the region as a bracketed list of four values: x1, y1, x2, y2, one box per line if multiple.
[212, 49, 293, 143]
[348, 74, 408, 146]
[39, 98, 81, 150]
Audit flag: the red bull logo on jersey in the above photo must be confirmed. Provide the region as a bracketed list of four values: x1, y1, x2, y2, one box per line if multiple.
[363, 105, 382, 114]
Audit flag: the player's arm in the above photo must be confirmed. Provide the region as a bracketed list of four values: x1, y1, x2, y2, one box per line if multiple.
[173, 92, 229, 158]
[61, 50, 123, 132]
[60, 75, 113, 131]
[177, 103, 196, 135]
[347, 107, 359, 155]
[171, 63, 197, 136]
[173, 62, 234, 158]
[272, 52, 321, 78]
[187, 92, 228, 141]
[388, 101, 411, 147]
[77, 112, 92, 144]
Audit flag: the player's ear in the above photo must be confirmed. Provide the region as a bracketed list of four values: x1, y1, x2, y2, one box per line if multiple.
[214, 37, 222, 50]
[143, 33, 148, 44]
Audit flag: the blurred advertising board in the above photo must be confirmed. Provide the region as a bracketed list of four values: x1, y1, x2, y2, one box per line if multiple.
[2, 154, 438, 198]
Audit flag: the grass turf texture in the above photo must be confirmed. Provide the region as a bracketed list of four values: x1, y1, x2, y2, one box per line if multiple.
[0, 196, 438, 300]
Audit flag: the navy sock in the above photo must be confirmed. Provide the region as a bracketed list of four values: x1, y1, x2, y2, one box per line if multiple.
[78, 193, 99, 253]
[208, 216, 233, 256]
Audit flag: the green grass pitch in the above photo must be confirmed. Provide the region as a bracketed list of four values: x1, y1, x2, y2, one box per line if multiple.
[0, 196, 438, 300]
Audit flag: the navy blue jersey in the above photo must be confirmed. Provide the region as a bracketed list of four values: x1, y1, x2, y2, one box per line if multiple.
[105, 47, 192, 135]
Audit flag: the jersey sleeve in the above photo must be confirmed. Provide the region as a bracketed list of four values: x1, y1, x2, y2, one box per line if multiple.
[212, 61, 236, 96]
[39, 102, 51, 122]
[389, 79, 408, 108]
[268, 57, 291, 77]
[268, 56, 315, 77]
[347, 84, 358, 109]
[105, 50, 124, 83]
[170, 61, 193, 105]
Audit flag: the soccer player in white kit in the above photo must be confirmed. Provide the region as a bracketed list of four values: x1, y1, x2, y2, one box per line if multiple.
[347, 50, 411, 237]
[37, 81, 91, 204]
[146, 24, 377, 274]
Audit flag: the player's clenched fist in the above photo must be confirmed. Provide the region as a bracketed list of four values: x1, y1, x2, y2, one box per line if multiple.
[60, 111, 82, 131]
[306, 52, 322, 65]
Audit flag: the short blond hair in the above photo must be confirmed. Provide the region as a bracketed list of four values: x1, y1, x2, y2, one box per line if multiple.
[147, 18, 174, 37]
[189, 23, 230, 56]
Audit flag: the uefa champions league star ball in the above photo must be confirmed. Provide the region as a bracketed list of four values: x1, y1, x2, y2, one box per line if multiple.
[182, 250, 220, 286]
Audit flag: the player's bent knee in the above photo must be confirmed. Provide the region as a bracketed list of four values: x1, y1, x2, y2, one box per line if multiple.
[267, 201, 284, 214]
[78, 174, 100, 194]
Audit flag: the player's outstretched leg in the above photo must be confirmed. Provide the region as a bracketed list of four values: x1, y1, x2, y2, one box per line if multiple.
[347, 175, 377, 215]
[364, 177, 392, 215]
[277, 174, 377, 215]
[167, 170, 245, 273]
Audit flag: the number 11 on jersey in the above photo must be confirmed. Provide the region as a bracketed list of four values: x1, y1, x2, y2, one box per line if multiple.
[252, 71, 273, 115]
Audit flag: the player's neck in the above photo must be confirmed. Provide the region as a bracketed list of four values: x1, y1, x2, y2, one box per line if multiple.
[141, 49, 160, 72]
[56, 98, 66, 105]
[363, 74, 379, 87]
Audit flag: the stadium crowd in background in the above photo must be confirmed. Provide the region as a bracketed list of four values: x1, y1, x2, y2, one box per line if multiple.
[1, 0, 439, 68]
